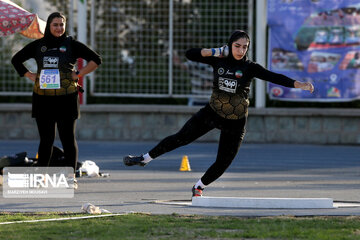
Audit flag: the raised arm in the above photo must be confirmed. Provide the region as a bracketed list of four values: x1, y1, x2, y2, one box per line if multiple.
[185, 46, 228, 65]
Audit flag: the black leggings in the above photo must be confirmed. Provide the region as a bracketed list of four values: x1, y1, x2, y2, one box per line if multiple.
[149, 104, 246, 186]
[35, 118, 78, 171]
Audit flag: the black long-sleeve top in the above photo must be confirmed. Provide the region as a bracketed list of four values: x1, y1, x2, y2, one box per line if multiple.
[185, 48, 296, 119]
[12, 37, 102, 77]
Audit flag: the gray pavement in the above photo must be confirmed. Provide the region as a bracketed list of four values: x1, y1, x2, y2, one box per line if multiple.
[0, 140, 359, 217]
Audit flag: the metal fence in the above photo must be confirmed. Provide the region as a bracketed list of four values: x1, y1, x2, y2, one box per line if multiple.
[0, 34, 33, 96]
[0, 0, 253, 101]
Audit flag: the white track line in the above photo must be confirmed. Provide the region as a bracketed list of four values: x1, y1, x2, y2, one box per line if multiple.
[0, 213, 128, 225]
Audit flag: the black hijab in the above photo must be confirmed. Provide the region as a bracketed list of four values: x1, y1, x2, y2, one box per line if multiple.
[42, 12, 67, 48]
[227, 30, 250, 62]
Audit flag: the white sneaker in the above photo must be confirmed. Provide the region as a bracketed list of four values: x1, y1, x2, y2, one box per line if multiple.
[68, 178, 78, 190]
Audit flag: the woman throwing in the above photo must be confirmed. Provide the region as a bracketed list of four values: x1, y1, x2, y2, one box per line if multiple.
[124, 30, 314, 197]
[11, 12, 102, 187]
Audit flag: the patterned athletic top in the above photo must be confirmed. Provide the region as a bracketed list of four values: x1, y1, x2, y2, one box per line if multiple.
[186, 48, 296, 119]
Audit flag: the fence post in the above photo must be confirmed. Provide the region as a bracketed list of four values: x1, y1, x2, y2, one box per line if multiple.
[88, 0, 95, 96]
[255, 0, 267, 108]
[68, 0, 74, 36]
[168, 0, 174, 97]
[77, 0, 87, 105]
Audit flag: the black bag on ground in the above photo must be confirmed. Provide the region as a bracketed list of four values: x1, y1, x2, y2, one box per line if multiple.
[0, 146, 70, 174]
[0, 152, 32, 173]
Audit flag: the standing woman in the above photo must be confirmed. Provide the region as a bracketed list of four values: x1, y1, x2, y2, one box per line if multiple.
[11, 12, 102, 184]
[124, 30, 314, 197]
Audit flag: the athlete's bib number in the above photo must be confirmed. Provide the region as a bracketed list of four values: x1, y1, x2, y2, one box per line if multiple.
[39, 69, 60, 89]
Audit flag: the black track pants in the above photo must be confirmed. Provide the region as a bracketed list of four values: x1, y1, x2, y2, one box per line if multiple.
[149, 104, 246, 186]
[35, 118, 78, 171]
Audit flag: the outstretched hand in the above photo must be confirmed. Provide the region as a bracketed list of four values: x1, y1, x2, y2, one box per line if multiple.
[294, 81, 314, 93]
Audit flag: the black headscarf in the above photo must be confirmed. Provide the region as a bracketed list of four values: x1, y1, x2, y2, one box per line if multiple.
[227, 30, 250, 62]
[42, 12, 67, 48]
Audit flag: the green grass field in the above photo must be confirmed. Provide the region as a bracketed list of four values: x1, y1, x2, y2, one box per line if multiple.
[1, 213, 360, 239]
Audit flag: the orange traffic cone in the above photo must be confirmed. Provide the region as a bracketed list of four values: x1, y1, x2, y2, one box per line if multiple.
[180, 155, 191, 171]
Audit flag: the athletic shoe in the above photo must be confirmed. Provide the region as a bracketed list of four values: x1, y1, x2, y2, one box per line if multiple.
[68, 178, 78, 190]
[73, 179, 78, 190]
[192, 185, 204, 197]
[123, 155, 147, 167]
